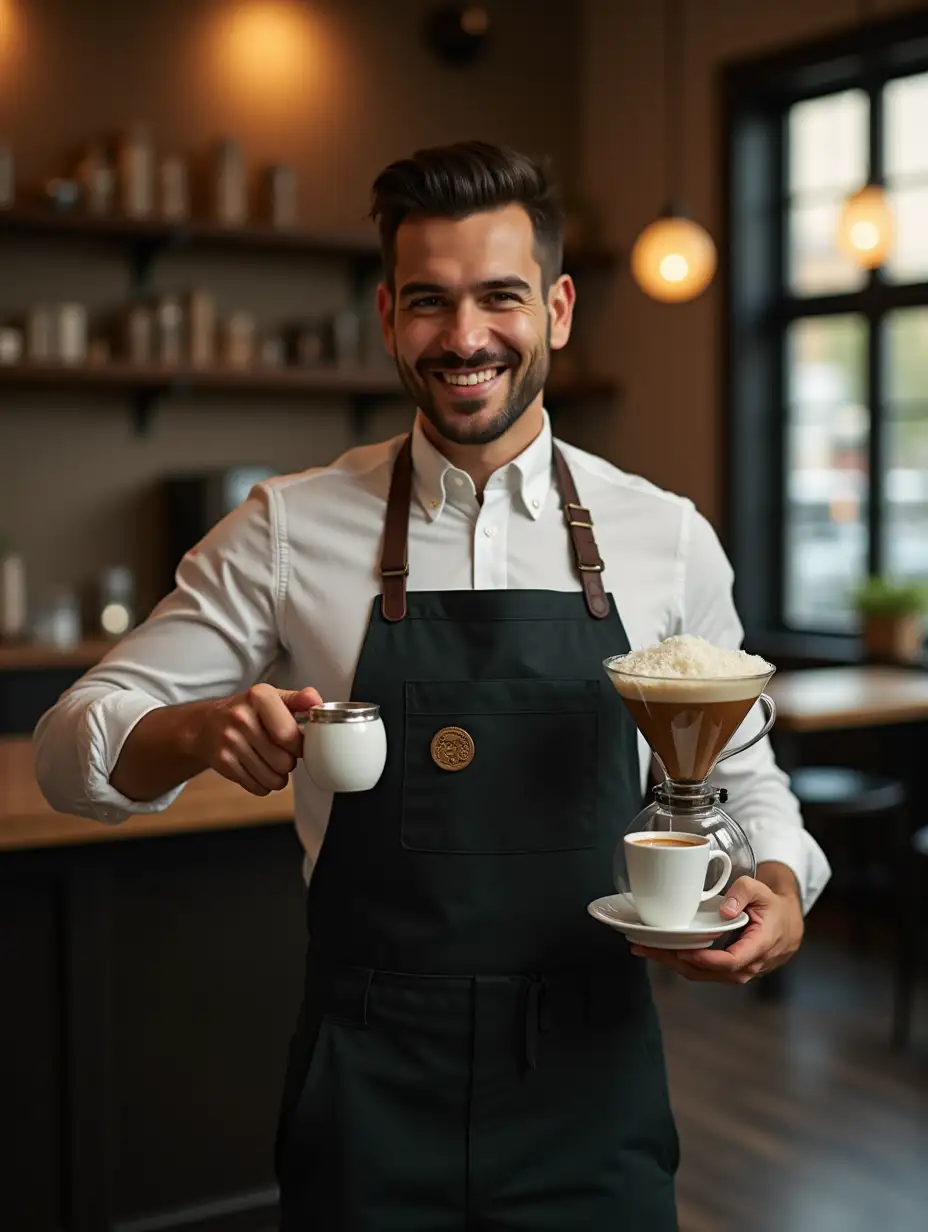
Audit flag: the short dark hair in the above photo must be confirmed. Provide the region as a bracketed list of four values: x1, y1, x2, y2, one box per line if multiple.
[369, 140, 564, 292]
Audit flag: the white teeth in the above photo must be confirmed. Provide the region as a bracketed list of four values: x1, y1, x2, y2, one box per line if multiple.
[440, 368, 500, 386]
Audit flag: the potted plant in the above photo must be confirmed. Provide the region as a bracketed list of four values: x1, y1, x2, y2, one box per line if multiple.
[851, 576, 928, 664]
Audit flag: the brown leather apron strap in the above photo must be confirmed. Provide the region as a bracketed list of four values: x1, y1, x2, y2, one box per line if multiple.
[380, 435, 412, 622]
[379, 434, 610, 621]
[552, 445, 610, 620]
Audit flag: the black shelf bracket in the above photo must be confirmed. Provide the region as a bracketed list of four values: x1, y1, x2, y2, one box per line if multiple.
[130, 374, 191, 436]
[131, 387, 161, 436]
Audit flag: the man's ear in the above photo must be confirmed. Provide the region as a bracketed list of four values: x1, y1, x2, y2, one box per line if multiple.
[548, 274, 576, 351]
[377, 282, 396, 356]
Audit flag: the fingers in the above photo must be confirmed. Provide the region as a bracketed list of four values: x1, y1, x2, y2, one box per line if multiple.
[718, 875, 771, 919]
[681, 923, 768, 972]
[228, 730, 291, 792]
[278, 685, 324, 717]
[630, 946, 739, 982]
[225, 698, 299, 774]
[214, 745, 271, 796]
[248, 684, 309, 756]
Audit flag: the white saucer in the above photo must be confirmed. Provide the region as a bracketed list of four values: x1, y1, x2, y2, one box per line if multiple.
[587, 893, 749, 950]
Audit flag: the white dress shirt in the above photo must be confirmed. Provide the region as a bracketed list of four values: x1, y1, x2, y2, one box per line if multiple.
[33, 410, 831, 911]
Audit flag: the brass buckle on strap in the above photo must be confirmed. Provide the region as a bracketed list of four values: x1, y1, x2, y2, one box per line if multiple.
[381, 563, 409, 578]
[578, 562, 605, 573]
[564, 501, 594, 530]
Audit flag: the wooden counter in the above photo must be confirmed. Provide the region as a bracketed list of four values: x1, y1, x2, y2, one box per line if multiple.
[0, 737, 294, 853]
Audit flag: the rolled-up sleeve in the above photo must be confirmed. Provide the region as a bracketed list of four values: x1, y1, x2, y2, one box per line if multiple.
[33, 482, 286, 823]
[674, 506, 831, 913]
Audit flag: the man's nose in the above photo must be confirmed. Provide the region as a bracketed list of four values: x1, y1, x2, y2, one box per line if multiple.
[438, 301, 491, 360]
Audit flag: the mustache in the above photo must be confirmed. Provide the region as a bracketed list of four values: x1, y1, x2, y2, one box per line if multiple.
[418, 348, 519, 372]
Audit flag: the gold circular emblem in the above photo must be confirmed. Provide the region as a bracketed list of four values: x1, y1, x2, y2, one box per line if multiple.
[430, 726, 475, 772]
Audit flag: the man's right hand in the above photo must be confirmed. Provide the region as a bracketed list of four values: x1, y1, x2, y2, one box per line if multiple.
[193, 684, 323, 796]
[109, 684, 323, 804]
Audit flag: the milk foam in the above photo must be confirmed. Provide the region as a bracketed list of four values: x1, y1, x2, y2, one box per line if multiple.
[606, 635, 773, 703]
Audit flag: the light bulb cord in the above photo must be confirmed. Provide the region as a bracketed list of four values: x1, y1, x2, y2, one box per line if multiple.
[663, 0, 684, 213]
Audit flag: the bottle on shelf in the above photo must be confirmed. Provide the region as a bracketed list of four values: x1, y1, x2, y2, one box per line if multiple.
[118, 123, 156, 219]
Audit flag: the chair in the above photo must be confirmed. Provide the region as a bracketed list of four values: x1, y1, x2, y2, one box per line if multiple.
[789, 767, 908, 935]
[892, 826, 928, 1051]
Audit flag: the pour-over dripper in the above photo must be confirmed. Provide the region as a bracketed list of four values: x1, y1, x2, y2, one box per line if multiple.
[602, 653, 778, 910]
[603, 655, 776, 783]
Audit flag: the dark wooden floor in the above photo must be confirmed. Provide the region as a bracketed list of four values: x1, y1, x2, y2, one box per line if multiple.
[653, 917, 928, 1232]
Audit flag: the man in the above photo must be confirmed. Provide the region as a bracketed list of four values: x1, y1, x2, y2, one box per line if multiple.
[35, 141, 830, 1230]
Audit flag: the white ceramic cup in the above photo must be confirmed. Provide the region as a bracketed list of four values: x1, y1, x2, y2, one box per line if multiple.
[623, 832, 733, 930]
[303, 702, 387, 793]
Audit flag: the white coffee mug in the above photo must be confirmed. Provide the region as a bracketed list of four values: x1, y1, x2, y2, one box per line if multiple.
[624, 832, 733, 930]
[303, 702, 387, 793]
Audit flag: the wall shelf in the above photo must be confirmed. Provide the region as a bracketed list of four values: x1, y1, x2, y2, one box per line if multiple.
[0, 206, 618, 272]
[0, 208, 619, 432]
[0, 360, 617, 436]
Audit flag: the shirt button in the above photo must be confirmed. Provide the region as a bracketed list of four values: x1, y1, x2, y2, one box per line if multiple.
[452, 475, 465, 487]
[483, 525, 497, 538]
[531, 498, 541, 510]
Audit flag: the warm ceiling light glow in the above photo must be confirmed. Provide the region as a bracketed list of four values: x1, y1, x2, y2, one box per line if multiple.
[0, 0, 20, 61]
[631, 215, 718, 303]
[837, 184, 894, 269]
[214, 2, 313, 102]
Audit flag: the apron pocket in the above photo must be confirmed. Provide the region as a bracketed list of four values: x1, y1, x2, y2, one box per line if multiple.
[401, 678, 599, 853]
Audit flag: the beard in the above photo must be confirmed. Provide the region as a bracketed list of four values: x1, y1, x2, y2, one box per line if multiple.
[394, 323, 551, 447]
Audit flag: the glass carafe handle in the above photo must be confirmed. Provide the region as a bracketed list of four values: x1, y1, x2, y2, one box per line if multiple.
[715, 693, 777, 765]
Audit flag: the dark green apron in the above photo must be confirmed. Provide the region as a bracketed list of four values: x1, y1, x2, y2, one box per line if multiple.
[276, 436, 679, 1230]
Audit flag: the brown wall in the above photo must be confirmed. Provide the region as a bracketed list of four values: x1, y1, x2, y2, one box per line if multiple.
[0, 0, 581, 615]
[581, 0, 924, 529]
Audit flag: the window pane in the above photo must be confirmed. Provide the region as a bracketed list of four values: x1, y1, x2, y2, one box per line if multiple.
[788, 90, 868, 196]
[885, 72, 928, 181]
[882, 186, 928, 284]
[885, 307, 928, 402]
[784, 316, 869, 630]
[788, 200, 869, 296]
[884, 411, 928, 582]
[787, 315, 867, 405]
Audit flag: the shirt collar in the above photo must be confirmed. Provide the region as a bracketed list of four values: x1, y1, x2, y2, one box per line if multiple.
[411, 409, 554, 522]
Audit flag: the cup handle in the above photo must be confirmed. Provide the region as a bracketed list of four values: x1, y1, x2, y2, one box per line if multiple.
[701, 850, 733, 901]
[715, 693, 777, 764]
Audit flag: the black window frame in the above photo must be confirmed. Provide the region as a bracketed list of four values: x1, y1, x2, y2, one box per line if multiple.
[722, 9, 928, 663]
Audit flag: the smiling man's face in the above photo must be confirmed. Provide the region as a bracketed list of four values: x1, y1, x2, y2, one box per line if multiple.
[378, 204, 574, 447]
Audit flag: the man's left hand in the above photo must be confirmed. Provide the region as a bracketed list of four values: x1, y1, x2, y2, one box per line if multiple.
[630, 863, 805, 985]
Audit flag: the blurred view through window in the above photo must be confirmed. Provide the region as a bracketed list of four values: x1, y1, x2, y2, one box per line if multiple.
[784, 71, 928, 631]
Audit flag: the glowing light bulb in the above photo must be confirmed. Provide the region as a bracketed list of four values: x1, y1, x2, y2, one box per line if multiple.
[631, 215, 717, 303]
[837, 184, 893, 269]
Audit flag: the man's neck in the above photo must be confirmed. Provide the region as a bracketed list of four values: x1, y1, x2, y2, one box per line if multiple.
[419, 399, 545, 495]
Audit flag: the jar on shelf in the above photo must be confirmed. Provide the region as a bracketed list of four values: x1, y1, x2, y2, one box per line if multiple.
[159, 156, 190, 221]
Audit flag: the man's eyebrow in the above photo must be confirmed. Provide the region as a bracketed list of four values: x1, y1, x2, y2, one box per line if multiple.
[398, 281, 449, 298]
[398, 276, 533, 298]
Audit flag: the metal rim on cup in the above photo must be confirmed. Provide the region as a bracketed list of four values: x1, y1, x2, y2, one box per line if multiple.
[307, 701, 380, 724]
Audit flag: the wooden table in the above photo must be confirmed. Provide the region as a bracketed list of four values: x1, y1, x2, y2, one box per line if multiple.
[0, 736, 294, 852]
[767, 664, 928, 733]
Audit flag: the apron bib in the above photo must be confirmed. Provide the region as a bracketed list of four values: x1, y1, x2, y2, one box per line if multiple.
[276, 436, 679, 1230]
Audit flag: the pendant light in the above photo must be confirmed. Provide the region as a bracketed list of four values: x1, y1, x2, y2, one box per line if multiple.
[630, 0, 717, 304]
[836, 0, 893, 269]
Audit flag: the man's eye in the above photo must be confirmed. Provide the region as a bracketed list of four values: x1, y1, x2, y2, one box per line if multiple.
[487, 292, 519, 303]
[409, 297, 445, 309]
